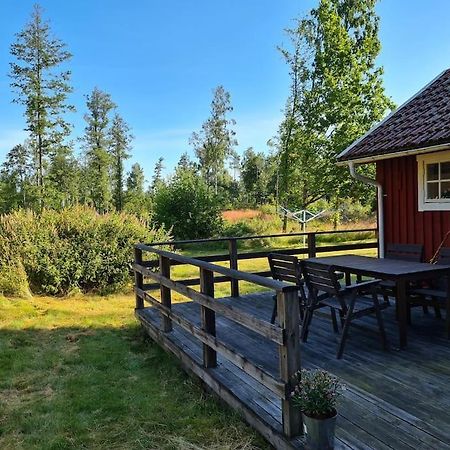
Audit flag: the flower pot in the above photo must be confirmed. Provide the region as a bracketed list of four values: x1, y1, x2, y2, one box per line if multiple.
[302, 410, 337, 450]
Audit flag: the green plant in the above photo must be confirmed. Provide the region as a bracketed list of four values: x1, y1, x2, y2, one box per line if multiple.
[0, 206, 170, 296]
[153, 169, 223, 240]
[291, 369, 341, 419]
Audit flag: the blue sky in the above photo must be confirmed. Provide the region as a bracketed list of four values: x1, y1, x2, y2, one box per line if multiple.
[1, 0, 450, 179]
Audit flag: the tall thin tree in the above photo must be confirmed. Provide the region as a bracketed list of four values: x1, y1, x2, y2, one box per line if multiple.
[10, 4, 74, 208]
[109, 113, 132, 211]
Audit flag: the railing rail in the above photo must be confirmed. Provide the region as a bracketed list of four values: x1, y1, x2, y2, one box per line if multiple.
[142, 229, 378, 296]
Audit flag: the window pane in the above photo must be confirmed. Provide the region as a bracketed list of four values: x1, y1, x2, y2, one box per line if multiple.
[441, 181, 450, 198]
[427, 182, 439, 199]
[441, 162, 450, 180]
[427, 163, 439, 181]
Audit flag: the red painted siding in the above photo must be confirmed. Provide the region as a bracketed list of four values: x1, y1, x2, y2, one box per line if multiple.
[376, 155, 450, 261]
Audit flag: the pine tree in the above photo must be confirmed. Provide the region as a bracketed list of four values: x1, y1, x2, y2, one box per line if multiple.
[126, 163, 145, 194]
[109, 113, 132, 211]
[82, 87, 116, 212]
[10, 4, 74, 208]
[151, 157, 164, 193]
[190, 86, 237, 193]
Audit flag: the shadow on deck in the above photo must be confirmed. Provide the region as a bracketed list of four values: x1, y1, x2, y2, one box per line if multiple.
[136, 291, 450, 450]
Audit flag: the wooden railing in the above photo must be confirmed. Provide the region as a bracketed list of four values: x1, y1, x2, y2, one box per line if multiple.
[144, 228, 378, 297]
[133, 244, 302, 437]
[133, 228, 377, 440]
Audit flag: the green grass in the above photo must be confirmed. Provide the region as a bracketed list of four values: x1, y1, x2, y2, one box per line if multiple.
[0, 294, 269, 450]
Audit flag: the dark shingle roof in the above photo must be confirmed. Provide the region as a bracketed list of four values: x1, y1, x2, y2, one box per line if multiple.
[338, 69, 450, 162]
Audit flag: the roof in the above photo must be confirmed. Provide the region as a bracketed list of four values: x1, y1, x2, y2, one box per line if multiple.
[338, 69, 450, 163]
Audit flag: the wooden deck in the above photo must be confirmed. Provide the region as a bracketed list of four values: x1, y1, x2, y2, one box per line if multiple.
[136, 291, 450, 450]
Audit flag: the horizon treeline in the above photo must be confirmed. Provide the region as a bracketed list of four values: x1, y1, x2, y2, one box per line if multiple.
[1, 1, 394, 224]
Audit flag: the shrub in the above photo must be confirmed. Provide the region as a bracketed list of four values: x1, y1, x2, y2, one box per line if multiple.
[153, 169, 223, 240]
[0, 206, 170, 296]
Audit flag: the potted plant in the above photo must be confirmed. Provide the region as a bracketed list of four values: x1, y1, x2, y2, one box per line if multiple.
[291, 369, 342, 450]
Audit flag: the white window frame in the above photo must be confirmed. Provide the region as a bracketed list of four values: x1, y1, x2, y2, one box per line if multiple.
[417, 152, 450, 211]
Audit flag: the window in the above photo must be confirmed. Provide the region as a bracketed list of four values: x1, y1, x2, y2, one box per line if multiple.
[417, 152, 450, 211]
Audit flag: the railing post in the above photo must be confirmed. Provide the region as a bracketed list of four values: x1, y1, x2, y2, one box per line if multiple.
[307, 232, 316, 258]
[159, 255, 172, 332]
[228, 238, 239, 297]
[134, 247, 144, 309]
[278, 287, 302, 438]
[200, 267, 217, 368]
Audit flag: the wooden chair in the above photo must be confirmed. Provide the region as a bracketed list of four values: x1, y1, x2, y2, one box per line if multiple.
[380, 243, 424, 310]
[408, 247, 450, 321]
[301, 260, 388, 359]
[268, 253, 307, 324]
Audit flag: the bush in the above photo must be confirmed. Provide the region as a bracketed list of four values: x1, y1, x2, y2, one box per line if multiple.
[0, 206, 170, 296]
[153, 169, 223, 240]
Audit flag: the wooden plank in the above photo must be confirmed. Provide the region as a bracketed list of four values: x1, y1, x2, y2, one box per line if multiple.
[277, 289, 302, 438]
[135, 265, 285, 344]
[200, 268, 217, 368]
[229, 238, 239, 297]
[134, 247, 144, 309]
[159, 255, 172, 332]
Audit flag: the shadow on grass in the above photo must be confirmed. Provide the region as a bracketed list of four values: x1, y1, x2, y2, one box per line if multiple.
[0, 323, 269, 450]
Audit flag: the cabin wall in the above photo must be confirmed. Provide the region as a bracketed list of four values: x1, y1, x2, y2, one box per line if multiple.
[377, 155, 450, 261]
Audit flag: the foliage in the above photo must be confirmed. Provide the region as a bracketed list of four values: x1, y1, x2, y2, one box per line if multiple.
[82, 87, 116, 212]
[153, 168, 223, 240]
[0, 206, 170, 296]
[9, 5, 74, 208]
[190, 85, 237, 194]
[109, 113, 133, 211]
[276, 0, 395, 210]
[291, 369, 342, 419]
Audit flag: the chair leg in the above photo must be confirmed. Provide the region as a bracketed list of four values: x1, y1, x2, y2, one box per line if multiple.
[383, 293, 390, 306]
[422, 305, 429, 315]
[301, 308, 314, 342]
[431, 298, 442, 319]
[372, 292, 388, 351]
[337, 297, 356, 359]
[330, 307, 339, 333]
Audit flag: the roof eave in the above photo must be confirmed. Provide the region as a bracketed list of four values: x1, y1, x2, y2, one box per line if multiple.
[336, 142, 450, 166]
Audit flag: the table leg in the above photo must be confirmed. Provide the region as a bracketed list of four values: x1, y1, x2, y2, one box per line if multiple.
[397, 279, 408, 348]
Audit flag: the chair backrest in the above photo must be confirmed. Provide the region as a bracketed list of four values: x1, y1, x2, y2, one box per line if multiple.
[268, 253, 302, 285]
[300, 260, 341, 297]
[437, 247, 450, 265]
[385, 243, 424, 262]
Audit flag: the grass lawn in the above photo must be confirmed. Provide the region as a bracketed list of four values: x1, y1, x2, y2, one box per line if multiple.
[0, 294, 270, 450]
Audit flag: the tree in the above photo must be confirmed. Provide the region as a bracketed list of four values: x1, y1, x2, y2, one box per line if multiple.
[46, 144, 79, 209]
[241, 147, 269, 206]
[276, 0, 394, 212]
[10, 4, 74, 208]
[109, 113, 132, 211]
[82, 87, 116, 212]
[151, 157, 164, 193]
[153, 167, 223, 240]
[190, 85, 237, 193]
[0, 143, 33, 211]
[126, 163, 145, 194]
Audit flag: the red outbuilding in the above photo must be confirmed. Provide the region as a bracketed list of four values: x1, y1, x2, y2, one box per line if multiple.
[338, 69, 450, 261]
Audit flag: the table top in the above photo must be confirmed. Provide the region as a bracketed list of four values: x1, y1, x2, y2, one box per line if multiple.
[305, 254, 450, 281]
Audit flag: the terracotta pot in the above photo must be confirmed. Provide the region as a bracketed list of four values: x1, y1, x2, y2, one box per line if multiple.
[302, 410, 337, 450]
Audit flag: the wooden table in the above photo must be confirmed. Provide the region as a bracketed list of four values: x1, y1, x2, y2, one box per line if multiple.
[305, 255, 450, 348]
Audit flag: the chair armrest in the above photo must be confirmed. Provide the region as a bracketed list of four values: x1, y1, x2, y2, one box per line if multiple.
[340, 279, 381, 294]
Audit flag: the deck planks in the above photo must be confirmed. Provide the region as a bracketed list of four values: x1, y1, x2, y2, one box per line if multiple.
[136, 291, 450, 450]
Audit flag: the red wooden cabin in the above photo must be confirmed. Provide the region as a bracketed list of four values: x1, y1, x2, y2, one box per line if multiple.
[338, 69, 450, 261]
